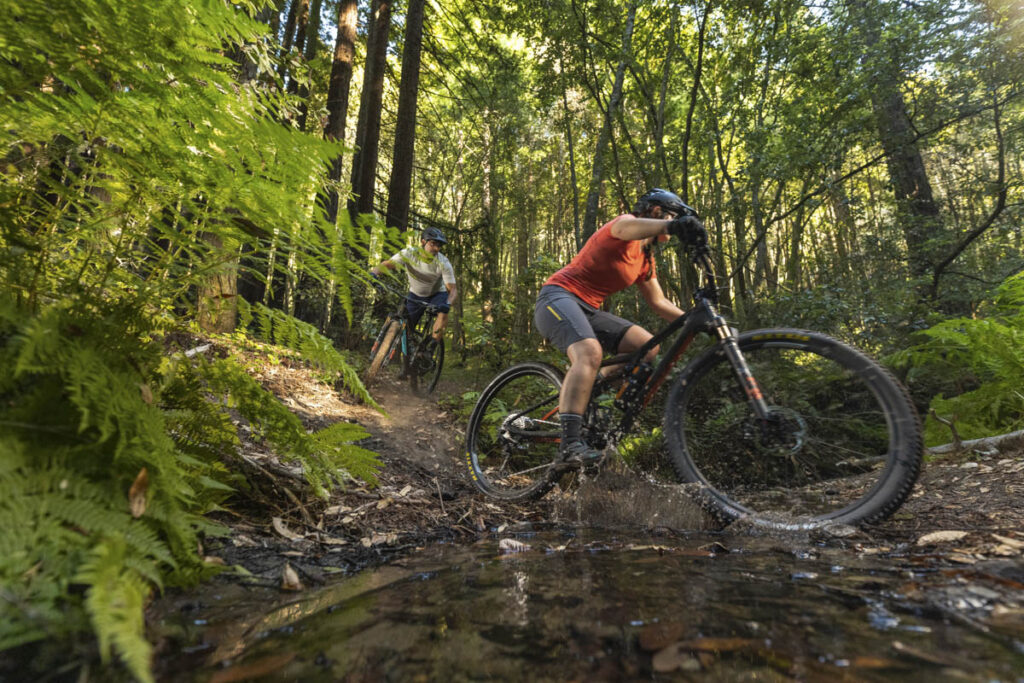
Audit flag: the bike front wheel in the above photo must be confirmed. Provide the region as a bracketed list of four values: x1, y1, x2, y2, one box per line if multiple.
[664, 329, 922, 530]
[465, 362, 564, 500]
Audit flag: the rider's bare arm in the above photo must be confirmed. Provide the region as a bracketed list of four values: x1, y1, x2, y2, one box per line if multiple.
[370, 259, 398, 277]
[610, 215, 671, 241]
[445, 282, 458, 307]
[637, 276, 685, 322]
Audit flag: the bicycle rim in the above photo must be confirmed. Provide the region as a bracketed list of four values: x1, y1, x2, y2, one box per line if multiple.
[665, 329, 922, 529]
[465, 362, 563, 500]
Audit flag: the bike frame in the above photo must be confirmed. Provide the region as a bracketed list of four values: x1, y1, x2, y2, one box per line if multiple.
[506, 252, 772, 445]
[372, 285, 440, 369]
[597, 254, 772, 437]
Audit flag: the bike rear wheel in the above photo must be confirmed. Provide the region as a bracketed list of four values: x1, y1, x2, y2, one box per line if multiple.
[465, 362, 563, 500]
[366, 320, 402, 382]
[409, 337, 444, 396]
[664, 329, 922, 529]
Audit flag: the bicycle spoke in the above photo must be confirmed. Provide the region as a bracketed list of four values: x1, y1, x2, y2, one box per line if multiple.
[666, 331, 921, 528]
[466, 364, 564, 500]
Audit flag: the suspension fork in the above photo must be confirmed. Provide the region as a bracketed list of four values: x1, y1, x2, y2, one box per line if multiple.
[704, 302, 773, 420]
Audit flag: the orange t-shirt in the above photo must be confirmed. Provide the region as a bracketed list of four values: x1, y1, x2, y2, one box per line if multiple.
[544, 215, 655, 308]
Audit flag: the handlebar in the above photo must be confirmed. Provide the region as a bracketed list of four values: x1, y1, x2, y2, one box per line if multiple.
[689, 244, 718, 304]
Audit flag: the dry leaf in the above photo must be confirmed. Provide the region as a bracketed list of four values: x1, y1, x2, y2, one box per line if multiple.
[992, 533, 1024, 549]
[376, 497, 393, 510]
[399, 485, 413, 497]
[280, 562, 303, 591]
[203, 555, 226, 566]
[128, 468, 148, 518]
[498, 538, 531, 554]
[638, 621, 688, 652]
[319, 535, 348, 546]
[272, 517, 304, 541]
[676, 637, 760, 652]
[916, 530, 969, 546]
[138, 383, 153, 404]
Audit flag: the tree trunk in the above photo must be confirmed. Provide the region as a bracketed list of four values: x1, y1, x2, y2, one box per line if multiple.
[851, 0, 943, 284]
[349, 0, 393, 222]
[321, 0, 358, 227]
[871, 86, 943, 281]
[581, 0, 637, 241]
[296, 0, 324, 130]
[385, 0, 427, 231]
[285, 0, 310, 97]
[197, 234, 239, 333]
[277, 0, 300, 83]
[559, 60, 582, 250]
[680, 2, 710, 203]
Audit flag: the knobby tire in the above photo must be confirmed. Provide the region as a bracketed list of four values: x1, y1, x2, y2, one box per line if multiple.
[465, 362, 564, 500]
[409, 338, 444, 396]
[366, 320, 402, 383]
[664, 329, 922, 530]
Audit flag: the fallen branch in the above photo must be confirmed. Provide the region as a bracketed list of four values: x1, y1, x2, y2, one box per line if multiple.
[928, 429, 1024, 456]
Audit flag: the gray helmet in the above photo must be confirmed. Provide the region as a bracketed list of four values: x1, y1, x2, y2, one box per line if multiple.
[421, 226, 448, 245]
[633, 188, 691, 217]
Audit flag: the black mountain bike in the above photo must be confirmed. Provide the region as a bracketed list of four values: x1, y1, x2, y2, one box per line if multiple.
[464, 239, 923, 530]
[366, 284, 445, 396]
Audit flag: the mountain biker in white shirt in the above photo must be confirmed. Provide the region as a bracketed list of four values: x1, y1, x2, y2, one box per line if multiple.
[369, 227, 458, 348]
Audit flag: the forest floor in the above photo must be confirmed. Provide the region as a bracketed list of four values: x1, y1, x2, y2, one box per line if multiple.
[148, 351, 1024, 670]
[163, 352, 1019, 589]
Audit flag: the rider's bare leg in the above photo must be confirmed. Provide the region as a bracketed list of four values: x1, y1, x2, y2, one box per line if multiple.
[600, 325, 660, 380]
[562, 338, 603, 415]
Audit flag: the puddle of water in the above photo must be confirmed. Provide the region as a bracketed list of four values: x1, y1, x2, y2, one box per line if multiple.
[156, 529, 1024, 681]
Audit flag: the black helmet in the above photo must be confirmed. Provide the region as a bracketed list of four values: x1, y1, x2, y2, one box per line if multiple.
[633, 188, 691, 217]
[421, 226, 448, 245]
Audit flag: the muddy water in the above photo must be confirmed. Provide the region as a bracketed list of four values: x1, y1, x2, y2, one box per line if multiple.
[158, 525, 1023, 682]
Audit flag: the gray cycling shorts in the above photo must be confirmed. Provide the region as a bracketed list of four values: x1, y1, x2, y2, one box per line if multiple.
[534, 285, 633, 354]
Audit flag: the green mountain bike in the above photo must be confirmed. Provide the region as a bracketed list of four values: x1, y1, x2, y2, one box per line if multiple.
[464, 242, 923, 530]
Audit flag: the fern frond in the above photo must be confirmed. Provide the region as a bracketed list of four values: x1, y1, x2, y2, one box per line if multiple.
[76, 539, 154, 683]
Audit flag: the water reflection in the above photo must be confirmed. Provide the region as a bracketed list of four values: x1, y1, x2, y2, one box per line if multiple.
[158, 530, 1024, 681]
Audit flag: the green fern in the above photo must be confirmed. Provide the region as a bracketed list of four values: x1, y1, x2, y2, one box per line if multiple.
[898, 272, 1024, 445]
[77, 539, 154, 683]
[200, 357, 382, 497]
[238, 298, 380, 409]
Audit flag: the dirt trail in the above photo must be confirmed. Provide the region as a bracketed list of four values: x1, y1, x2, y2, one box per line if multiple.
[191, 355, 1024, 589]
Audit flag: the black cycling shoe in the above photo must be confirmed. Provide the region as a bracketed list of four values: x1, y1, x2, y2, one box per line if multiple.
[558, 439, 603, 468]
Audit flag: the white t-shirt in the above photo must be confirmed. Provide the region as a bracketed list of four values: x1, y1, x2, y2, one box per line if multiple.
[388, 246, 456, 297]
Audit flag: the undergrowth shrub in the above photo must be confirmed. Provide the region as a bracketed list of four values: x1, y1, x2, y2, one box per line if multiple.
[0, 294, 381, 681]
[0, 0, 376, 679]
[896, 272, 1024, 446]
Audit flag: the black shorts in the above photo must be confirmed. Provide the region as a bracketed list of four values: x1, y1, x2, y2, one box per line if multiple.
[534, 285, 633, 354]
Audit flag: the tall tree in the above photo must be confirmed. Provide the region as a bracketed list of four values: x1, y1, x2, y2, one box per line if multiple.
[581, 0, 638, 241]
[386, 0, 428, 231]
[349, 0, 393, 221]
[296, 0, 324, 130]
[322, 0, 359, 227]
[848, 0, 944, 285]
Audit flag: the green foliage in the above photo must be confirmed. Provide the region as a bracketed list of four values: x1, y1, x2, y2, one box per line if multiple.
[239, 298, 380, 409]
[897, 273, 1024, 445]
[201, 356, 380, 496]
[0, 0, 371, 678]
[0, 297, 223, 683]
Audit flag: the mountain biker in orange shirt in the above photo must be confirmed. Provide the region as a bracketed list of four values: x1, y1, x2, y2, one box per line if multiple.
[533, 189, 707, 465]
